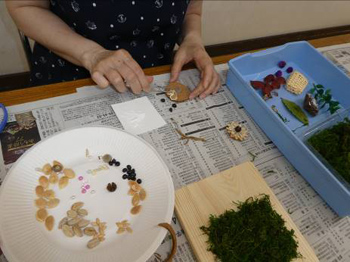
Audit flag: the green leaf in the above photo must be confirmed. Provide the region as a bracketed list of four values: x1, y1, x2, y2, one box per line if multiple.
[316, 84, 324, 89]
[281, 98, 309, 125]
[325, 89, 331, 95]
[317, 89, 324, 96]
[324, 94, 332, 102]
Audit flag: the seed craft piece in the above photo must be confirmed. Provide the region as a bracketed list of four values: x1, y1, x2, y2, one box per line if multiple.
[226, 122, 248, 141]
[165, 82, 191, 102]
[286, 71, 308, 95]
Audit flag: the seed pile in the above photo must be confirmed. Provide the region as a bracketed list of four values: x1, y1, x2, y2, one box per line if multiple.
[116, 220, 133, 234]
[122, 165, 142, 184]
[128, 181, 147, 215]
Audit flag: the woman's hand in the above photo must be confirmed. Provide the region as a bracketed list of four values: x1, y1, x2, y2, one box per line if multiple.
[170, 35, 221, 99]
[82, 47, 153, 94]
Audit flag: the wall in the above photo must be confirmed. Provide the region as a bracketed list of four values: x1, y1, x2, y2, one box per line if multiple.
[1, 1, 350, 76]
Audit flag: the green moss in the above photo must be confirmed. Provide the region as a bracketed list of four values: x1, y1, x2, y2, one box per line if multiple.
[200, 195, 300, 262]
[308, 118, 350, 184]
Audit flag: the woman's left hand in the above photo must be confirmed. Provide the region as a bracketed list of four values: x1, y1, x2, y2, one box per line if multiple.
[170, 35, 221, 99]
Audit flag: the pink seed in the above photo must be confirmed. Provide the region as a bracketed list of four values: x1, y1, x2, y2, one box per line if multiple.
[85, 185, 90, 190]
[82, 189, 87, 194]
[78, 176, 84, 181]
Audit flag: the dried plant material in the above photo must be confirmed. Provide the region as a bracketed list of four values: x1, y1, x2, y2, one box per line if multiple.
[58, 217, 68, 229]
[63, 168, 76, 179]
[35, 185, 45, 197]
[35, 198, 47, 209]
[286, 71, 308, 95]
[62, 225, 75, 237]
[165, 82, 191, 102]
[281, 98, 309, 125]
[131, 184, 142, 193]
[128, 189, 137, 196]
[78, 219, 90, 228]
[39, 176, 49, 189]
[58, 176, 69, 189]
[73, 225, 83, 237]
[117, 227, 125, 234]
[87, 238, 100, 249]
[128, 181, 138, 187]
[67, 217, 82, 226]
[77, 209, 88, 217]
[36, 208, 48, 222]
[67, 210, 78, 218]
[42, 163, 52, 175]
[226, 122, 248, 141]
[52, 160, 63, 172]
[126, 227, 133, 233]
[116, 220, 132, 234]
[175, 129, 206, 145]
[139, 188, 147, 201]
[71, 202, 84, 211]
[132, 194, 140, 206]
[131, 205, 142, 215]
[47, 198, 60, 209]
[84, 227, 97, 236]
[49, 172, 59, 184]
[45, 216, 54, 231]
[43, 189, 55, 199]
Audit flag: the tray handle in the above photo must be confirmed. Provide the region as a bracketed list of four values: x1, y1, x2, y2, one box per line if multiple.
[158, 223, 177, 262]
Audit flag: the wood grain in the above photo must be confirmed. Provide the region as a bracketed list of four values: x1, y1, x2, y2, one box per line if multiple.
[1, 34, 350, 107]
[175, 162, 319, 262]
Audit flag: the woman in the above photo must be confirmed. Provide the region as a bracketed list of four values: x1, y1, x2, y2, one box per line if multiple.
[6, 0, 220, 99]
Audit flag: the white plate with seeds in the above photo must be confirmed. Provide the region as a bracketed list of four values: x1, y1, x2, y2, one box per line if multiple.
[0, 126, 174, 262]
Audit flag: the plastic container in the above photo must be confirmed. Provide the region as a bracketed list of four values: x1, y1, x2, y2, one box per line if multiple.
[226, 41, 350, 216]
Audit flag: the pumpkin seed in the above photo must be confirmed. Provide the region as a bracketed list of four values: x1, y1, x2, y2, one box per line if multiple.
[130, 205, 142, 215]
[39, 176, 49, 188]
[45, 216, 54, 231]
[131, 184, 141, 192]
[67, 210, 77, 218]
[84, 227, 97, 236]
[128, 181, 138, 187]
[35, 198, 47, 208]
[78, 219, 90, 228]
[73, 225, 83, 237]
[139, 188, 147, 201]
[42, 163, 52, 175]
[47, 198, 60, 209]
[49, 173, 58, 184]
[35, 185, 45, 197]
[87, 238, 100, 249]
[58, 217, 68, 229]
[58, 176, 69, 189]
[67, 217, 81, 226]
[132, 194, 140, 206]
[63, 168, 75, 179]
[117, 227, 125, 234]
[36, 208, 48, 222]
[71, 202, 84, 211]
[43, 189, 55, 199]
[62, 225, 74, 237]
[52, 160, 63, 172]
[128, 189, 137, 196]
[77, 209, 88, 217]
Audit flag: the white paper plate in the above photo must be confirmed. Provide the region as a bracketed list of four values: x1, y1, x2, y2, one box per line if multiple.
[0, 126, 174, 262]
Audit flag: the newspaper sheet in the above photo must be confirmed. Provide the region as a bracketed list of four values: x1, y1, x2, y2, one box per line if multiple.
[1, 44, 350, 262]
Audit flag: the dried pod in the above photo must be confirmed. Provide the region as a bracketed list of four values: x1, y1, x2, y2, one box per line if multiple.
[67, 217, 82, 226]
[78, 219, 90, 228]
[52, 160, 63, 172]
[58, 176, 69, 189]
[67, 210, 78, 218]
[58, 217, 68, 229]
[63, 168, 75, 179]
[39, 176, 49, 189]
[139, 188, 147, 201]
[84, 227, 97, 236]
[73, 225, 83, 237]
[87, 238, 100, 249]
[77, 209, 88, 217]
[130, 205, 142, 215]
[45, 216, 55, 231]
[36, 208, 48, 222]
[62, 225, 75, 237]
[35, 185, 45, 197]
[43, 189, 55, 199]
[132, 194, 140, 206]
[49, 172, 59, 184]
[47, 198, 60, 209]
[71, 202, 84, 211]
[35, 198, 47, 209]
[42, 163, 52, 175]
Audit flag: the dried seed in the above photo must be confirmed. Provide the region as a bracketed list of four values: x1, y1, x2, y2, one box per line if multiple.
[128, 189, 137, 196]
[132, 194, 140, 206]
[131, 184, 141, 192]
[131, 205, 142, 215]
[78, 219, 90, 228]
[35, 198, 47, 208]
[71, 202, 84, 211]
[67, 210, 77, 218]
[73, 225, 83, 237]
[117, 227, 125, 234]
[126, 227, 133, 233]
[102, 154, 112, 163]
[62, 225, 75, 237]
[39, 176, 49, 189]
[52, 160, 63, 172]
[67, 217, 82, 226]
[87, 238, 100, 249]
[96, 234, 105, 242]
[58, 217, 68, 229]
[36, 208, 48, 222]
[35, 185, 45, 197]
[42, 163, 52, 175]
[49, 172, 58, 184]
[77, 209, 88, 217]
[47, 198, 60, 209]
[45, 216, 54, 231]
[139, 188, 147, 201]
[63, 168, 75, 179]
[128, 181, 138, 187]
[43, 189, 55, 199]
[84, 227, 97, 236]
[58, 176, 69, 189]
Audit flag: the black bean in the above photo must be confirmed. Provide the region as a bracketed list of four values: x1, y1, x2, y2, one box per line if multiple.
[108, 161, 114, 166]
[122, 168, 127, 173]
[122, 174, 128, 180]
[131, 168, 135, 173]
[115, 161, 120, 166]
[112, 159, 117, 163]
[160, 98, 166, 102]
[131, 177, 136, 181]
[172, 104, 177, 108]
[137, 179, 142, 184]
[127, 165, 131, 170]
[169, 108, 173, 112]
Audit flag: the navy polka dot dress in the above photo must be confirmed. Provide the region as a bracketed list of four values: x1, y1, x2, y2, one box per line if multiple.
[30, 0, 190, 86]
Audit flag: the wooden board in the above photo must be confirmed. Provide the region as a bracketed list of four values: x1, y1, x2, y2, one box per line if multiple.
[175, 162, 319, 262]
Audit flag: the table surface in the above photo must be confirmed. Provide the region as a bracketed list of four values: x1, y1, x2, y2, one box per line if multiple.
[1, 33, 350, 107]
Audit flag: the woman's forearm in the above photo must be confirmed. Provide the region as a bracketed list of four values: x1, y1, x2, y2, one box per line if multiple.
[181, 0, 203, 43]
[5, 0, 103, 69]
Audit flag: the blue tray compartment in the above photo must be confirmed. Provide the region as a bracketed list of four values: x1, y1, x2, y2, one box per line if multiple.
[226, 41, 350, 216]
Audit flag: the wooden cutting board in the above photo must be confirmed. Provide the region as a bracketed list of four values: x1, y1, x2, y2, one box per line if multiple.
[175, 162, 319, 262]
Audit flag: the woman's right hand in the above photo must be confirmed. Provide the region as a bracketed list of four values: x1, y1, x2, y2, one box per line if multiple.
[82, 47, 153, 94]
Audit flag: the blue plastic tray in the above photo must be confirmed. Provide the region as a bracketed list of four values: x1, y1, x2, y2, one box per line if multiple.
[226, 41, 350, 216]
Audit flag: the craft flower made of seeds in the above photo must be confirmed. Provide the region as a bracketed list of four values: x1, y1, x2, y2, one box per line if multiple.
[226, 122, 248, 141]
